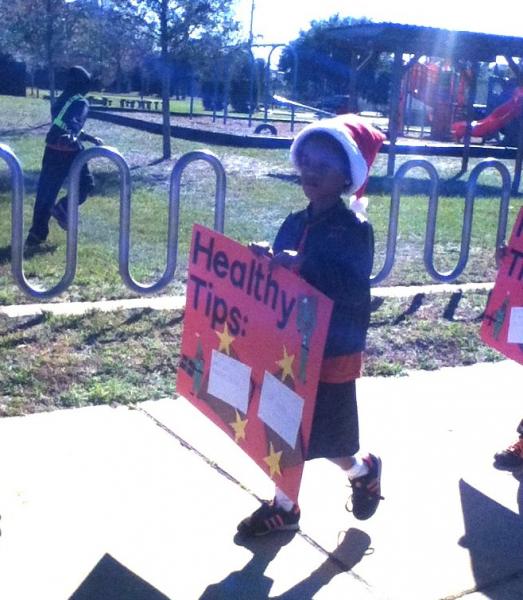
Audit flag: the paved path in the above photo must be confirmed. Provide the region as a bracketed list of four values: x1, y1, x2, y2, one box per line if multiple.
[0, 360, 521, 600]
[0, 282, 494, 319]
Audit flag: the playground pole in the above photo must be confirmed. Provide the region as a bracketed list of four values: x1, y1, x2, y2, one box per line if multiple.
[348, 51, 358, 113]
[460, 62, 479, 176]
[387, 51, 404, 176]
[512, 113, 523, 194]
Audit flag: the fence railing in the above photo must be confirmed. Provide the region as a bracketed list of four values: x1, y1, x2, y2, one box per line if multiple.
[0, 145, 512, 299]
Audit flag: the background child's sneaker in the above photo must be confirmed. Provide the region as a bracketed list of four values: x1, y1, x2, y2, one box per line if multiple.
[494, 439, 523, 471]
[347, 454, 383, 520]
[237, 500, 300, 537]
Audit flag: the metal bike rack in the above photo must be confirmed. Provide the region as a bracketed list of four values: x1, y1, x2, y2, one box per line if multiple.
[9, 145, 131, 300]
[2, 144, 511, 298]
[120, 149, 226, 295]
[5, 145, 226, 299]
[425, 158, 511, 282]
[371, 158, 511, 285]
[1, 143, 32, 297]
[372, 159, 440, 285]
[466, 159, 511, 251]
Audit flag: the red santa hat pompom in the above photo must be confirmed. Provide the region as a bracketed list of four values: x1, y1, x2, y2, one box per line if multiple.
[290, 114, 386, 199]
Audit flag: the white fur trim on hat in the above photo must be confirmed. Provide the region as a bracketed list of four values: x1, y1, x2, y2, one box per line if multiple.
[290, 116, 368, 196]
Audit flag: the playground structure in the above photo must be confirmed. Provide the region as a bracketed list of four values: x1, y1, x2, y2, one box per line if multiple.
[401, 59, 523, 145]
[452, 85, 523, 141]
[323, 23, 523, 192]
[80, 23, 523, 195]
[0, 142, 512, 301]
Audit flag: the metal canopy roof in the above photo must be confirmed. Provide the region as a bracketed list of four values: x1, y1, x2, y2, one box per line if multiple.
[327, 23, 523, 62]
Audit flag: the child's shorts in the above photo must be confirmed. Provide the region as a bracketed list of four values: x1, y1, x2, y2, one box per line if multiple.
[306, 380, 360, 460]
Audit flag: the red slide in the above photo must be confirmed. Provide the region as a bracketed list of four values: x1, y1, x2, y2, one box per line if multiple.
[452, 86, 523, 140]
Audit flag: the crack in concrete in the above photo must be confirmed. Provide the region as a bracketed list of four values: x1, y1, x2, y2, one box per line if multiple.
[137, 404, 373, 590]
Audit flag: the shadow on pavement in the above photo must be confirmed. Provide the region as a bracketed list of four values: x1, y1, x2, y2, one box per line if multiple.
[272, 528, 371, 600]
[199, 527, 370, 600]
[199, 531, 295, 600]
[459, 479, 523, 600]
[69, 553, 170, 600]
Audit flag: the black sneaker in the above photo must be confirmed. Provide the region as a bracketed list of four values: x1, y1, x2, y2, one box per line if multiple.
[51, 203, 68, 231]
[25, 232, 45, 247]
[494, 438, 523, 471]
[347, 454, 383, 520]
[237, 500, 300, 537]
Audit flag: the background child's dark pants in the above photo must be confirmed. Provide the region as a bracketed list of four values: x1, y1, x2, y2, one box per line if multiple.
[29, 147, 94, 241]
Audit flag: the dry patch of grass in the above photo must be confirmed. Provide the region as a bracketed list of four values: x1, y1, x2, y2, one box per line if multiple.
[0, 308, 183, 416]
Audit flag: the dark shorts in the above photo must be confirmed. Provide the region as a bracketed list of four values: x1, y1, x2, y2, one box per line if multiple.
[306, 380, 360, 460]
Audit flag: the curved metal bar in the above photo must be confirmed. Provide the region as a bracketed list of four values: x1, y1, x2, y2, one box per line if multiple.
[171, 149, 227, 233]
[1, 143, 33, 297]
[372, 159, 440, 285]
[426, 159, 511, 282]
[7, 144, 129, 300]
[65, 146, 130, 299]
[466, 159, 511, 252]
[120, 149, 226, 296]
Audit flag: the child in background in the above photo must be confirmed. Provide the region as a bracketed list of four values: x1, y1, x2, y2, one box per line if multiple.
[490, 244, 523, 472]
[238, 114, 386, 536]
[26, 66, 103, 247]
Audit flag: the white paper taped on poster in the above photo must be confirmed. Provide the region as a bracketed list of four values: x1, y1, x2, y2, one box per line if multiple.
[508, 307, 523, 344]
[207, 350, 252, 413]
[258, 371, 305, 449]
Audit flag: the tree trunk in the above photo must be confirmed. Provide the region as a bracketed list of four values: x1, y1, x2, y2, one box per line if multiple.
[161, 64, 172, 159]
[160, 0, 171, 159]
[45, 0, 56, 104]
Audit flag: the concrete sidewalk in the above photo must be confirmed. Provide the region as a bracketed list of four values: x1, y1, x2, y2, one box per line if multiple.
[0, 360, 521, 600]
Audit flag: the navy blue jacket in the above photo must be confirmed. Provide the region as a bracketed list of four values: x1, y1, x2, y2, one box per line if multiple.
[273, 199, 374, 357]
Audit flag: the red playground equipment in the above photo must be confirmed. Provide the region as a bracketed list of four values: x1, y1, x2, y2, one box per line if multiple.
[451, 86, 523, 141]
[402, 61, 473, 141]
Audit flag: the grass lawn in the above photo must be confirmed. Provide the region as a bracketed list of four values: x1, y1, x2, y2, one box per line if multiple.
[0, 95, 521, 416]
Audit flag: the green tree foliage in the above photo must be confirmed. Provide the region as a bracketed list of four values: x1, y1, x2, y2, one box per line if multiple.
[279, 15, 391, 108]
[228, 51, 263, 113]
[70, 1, 155, 90]
[0, 0, 155, 96]
[0, 0, 73, 98]
[131, 0, 239, 158]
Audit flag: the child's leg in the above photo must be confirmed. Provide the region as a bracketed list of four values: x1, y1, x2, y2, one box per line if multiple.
[310, 381, 383, 520]
[331, 454, 383, 521]
[28, 150, 69, 243]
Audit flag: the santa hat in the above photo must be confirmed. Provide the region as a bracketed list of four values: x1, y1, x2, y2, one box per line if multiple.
[290, 114, 386, 199]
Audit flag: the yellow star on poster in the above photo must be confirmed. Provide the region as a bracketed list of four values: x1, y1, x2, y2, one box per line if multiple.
[263, 442, 283, 479]
[216, 323, 235, 355]
[276, 345, 295, 381]
[229, 410, 248, 443]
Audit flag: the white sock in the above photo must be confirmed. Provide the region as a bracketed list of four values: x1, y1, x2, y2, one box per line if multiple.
[274, 487, 294, 511]
[346, 456, 369, 480]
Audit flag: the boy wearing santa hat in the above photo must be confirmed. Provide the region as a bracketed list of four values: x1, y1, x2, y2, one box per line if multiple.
[238, 114, 386, 536]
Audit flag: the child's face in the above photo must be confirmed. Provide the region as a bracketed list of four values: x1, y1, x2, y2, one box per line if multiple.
[297, 136, 349, 211]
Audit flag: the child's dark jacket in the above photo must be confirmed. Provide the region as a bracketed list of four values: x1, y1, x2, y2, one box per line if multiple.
[45, 94, 89, 151]
[273, 199, 373, 357]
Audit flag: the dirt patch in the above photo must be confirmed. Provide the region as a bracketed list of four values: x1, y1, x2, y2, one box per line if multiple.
[111, 110, 309, 139]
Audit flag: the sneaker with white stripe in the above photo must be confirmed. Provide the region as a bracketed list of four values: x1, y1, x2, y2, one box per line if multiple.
[237, 500, 300, 537]
[347, 453, 383, 520]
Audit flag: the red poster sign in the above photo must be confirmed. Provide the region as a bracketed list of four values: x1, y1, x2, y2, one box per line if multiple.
[481, 207, 523, 364]
[177, 225, 333, 501]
